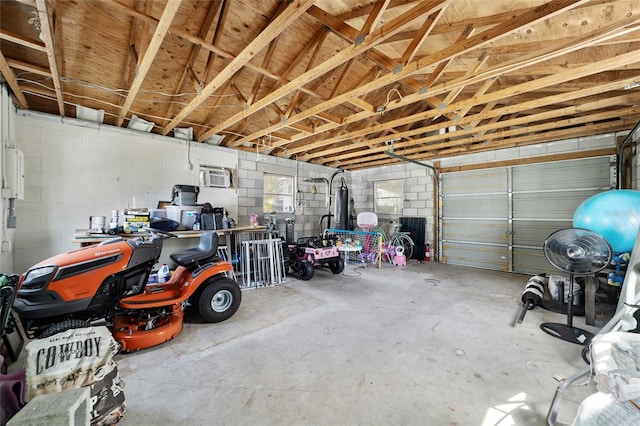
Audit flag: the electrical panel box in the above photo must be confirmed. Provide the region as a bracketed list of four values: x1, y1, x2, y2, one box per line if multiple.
[4, 148, 24, 200]
[199, 166, 231, 188]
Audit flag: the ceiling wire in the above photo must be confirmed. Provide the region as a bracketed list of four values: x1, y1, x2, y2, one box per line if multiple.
[21, 90, 207, 130]
[385, 88, 404, 105]
[16, 74, 238, 100]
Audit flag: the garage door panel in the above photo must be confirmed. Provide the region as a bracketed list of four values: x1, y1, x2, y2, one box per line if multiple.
[513, 190, 601, 220]
[442, 169, 507, 194]
[513, 157, 611, 191]
[442, 195, 508, 218]
[512, 220, 573, 247]
[442, 242, 509, 270]
[513, 247, 556, 275]
[440, 156, 613, 272]
[442, 220, 509, 245]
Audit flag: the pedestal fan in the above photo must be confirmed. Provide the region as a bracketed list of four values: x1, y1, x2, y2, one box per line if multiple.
[541, 228, 612, 345]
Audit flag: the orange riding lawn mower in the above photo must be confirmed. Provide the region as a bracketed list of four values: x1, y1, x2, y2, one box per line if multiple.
[12, 229, 241, 352]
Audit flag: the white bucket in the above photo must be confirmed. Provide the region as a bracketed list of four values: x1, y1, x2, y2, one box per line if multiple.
[90, 216, 106, 231]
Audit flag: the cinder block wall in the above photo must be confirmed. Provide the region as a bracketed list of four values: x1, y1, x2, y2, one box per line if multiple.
[9, 110, 349, 273]
[351, 163, 436, 250]
[236, 150, 347, 240]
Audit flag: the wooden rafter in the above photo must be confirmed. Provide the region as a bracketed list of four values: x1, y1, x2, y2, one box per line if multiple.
[284, 30, 330, 119]
[349, 118, 634, 169]
[401, 5, 447, 66]
[284, 9, 640, 155]
[248, 34, 281, 107]
[107, 1, 326, 105]
[318, 76, 640, 165]
[308, 4, 451, 118]
[4, 57, 50, 77]
[0, 49, 29, 108]
[202, 0, 231, 86]
[218, 0, 449, 146]
[359, 0, 391, 35]
[162, 0, 315, 135]
[339, 115, 639, 168]
[0, 29, 46, 52]
[116, 0, 182, 126]
[432, 50, 488, 119]
[164, 0, 222, 123]
[35, 0, 64, 115]
[455, 79, 498, 125]
[196, 80, 232, 140]
[259, 0, 574, 152]
[305, 74, 640, 163]
[335, 0, 422, 23]
[424, 24, 473, 87]
[122, 0, 151, 118]
[418, 109, 640, 158]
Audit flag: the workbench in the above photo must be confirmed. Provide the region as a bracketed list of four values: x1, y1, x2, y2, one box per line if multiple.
[72, 225, 266, 246]
[73, 226, 268, 268]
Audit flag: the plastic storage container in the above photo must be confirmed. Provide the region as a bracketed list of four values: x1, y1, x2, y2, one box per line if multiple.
[165, 205, 203, 230]
[171, 185, 199, 206]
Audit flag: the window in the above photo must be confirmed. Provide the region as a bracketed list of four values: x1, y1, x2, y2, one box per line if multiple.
[374, 179, 403, 214]
[263, 173, 294, 213]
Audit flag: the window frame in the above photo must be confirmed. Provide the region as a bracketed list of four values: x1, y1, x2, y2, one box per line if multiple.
[374, 179, 404, 215]
[263, 172, 295, 213]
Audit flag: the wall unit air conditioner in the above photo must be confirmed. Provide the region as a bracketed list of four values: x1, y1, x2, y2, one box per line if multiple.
[199, 166, 231, 188]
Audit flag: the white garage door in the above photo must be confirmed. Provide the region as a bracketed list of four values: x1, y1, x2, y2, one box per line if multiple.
[439, 156, 615, 274]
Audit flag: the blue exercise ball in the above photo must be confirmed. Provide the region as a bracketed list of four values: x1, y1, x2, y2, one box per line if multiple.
[573, 189, 640, 253]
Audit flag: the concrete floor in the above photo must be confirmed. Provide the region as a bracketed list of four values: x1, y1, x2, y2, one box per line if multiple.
[7, 261, 607, 425]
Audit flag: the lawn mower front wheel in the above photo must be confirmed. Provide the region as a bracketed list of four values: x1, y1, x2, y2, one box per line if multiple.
[198, 277, 242, 323]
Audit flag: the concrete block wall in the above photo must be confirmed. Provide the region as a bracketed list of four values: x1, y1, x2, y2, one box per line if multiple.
[351, 162, 436, 250]
[11, 111, 240, 273]
[236, 150, 347, 240]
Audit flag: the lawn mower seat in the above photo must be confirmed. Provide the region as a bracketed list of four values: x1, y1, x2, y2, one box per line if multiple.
[170, 231, 220, 269]
[357, 212, 378, 232]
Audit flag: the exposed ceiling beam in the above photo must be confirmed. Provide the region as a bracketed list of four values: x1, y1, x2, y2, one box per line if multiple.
[307, 3, 456, 121]
[162, 0, 316, 135]
[163, 0, 222, 122]
[344, 116, 638, 169]
[215, 0, 450, 145]
[0, 49, 29, 108]
[359, 0, 391, 35]
[350, 119, 632, 169]
[35, 0, 64, 115]
[318, 82, 640, 164]
[284, 29, 330, 120]
[116, 0, 182, 126]
[4, 57, 51, 77]
[108, 1, 325, 105]
[202, 0, 231, 85]
[284, 11, 640, 155]
[241, 0, 588, 152]
[400, 5, 446, 66]
[306, 75, 640, 163]
[426, 116, 638, 159]
[0, 29, 46, 52]
[248, 34, 281, 107]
